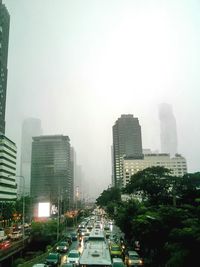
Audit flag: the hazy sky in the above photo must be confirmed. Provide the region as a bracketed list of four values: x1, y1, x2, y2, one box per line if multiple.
[4, 0, 200, 198]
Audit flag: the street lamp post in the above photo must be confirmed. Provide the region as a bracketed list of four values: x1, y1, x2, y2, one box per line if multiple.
[57, 194, 60, 242]
[16, 175, 25, 244]
[75, 186, 79, 226]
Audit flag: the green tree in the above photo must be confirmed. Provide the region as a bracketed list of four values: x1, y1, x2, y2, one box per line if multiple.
[31, 221, 58, 245]
[125, 166, 172, 205]
[96, 187, 121, 208]
[176, 173, 200, 206]
[114, 199, 140, 240]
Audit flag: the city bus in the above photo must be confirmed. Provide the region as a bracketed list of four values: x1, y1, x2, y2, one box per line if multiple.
[79, 229, 112, 267]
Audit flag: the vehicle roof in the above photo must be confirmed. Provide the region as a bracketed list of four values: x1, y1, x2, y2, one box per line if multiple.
[68, 249, 79, 253]
[112, 258, 123, 262]
[128, 250, 139, 256]
[80, 243, 111, 265]
[87, 230, 106, 242]
[48, 252, 59, 256]
[32, 264, 47, 267]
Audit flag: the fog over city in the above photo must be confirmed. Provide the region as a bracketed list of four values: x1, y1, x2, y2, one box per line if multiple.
[4, 0, 200, 198]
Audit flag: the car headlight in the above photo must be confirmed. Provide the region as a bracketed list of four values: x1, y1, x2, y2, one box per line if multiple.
[139, 259, 143, 265]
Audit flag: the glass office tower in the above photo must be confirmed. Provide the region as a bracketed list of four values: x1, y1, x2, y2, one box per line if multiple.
[30, 135, 74, 210]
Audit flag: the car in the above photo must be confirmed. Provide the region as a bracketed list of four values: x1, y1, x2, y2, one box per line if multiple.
[63, 233, 72, 245]
[0, 240, 11, 250]
[112, 258, 126, 267]
[105, 230, 111, 239]
[66, 249, 80, 265]
[125, 251, 143, 266]
[70, 232, 77, 241]
[87, 224, 93, 231]
[79, 228, 87, 237]
[56, 241, 69, 253]
[110, 244, 123, 258]
[45, 252, 61, 266]
[0, 228, 7, 241]
[104, 225, 110, 231]
[10, 231, 23, 240]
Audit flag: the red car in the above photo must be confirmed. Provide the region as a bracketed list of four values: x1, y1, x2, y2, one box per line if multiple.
[0, 240, 11, 250]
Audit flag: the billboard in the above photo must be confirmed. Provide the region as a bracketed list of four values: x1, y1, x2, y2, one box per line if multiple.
[38, 202, 50, 217]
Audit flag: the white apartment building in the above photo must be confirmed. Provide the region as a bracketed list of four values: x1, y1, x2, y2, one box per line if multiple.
[0, 135, 17, 200]
[123, 153, 187, 187]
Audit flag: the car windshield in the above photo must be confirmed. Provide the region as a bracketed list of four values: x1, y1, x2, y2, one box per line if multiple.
[68, 252, 79, 258]
[59, 242, 67, 246]
[129, 255, 139, 260]
[47, 254, 58, 259]
[111, 247, 120, 251]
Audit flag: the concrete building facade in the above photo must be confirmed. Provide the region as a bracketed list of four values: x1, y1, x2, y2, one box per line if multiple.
[30, 135, 74, 209]
[0, 2, 9, 134]
[123, 153, 187, 187]
[112, 114, 143, 188]
[0, 135, 17, 200]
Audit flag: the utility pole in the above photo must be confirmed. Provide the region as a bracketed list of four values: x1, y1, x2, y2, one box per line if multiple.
[57, 195, 60, 242]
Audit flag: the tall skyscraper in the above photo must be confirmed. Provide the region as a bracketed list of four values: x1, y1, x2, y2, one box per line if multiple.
[30, 135, 74, 209]
[0, 135, 17, 200]
[112, 114, 143, 188]
[20, 118, 42, 195]
[0, 2, 18, 202]
[159, 103, 178, 156]
[0, 1, 10, 134]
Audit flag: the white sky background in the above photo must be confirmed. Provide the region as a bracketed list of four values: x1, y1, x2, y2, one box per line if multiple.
[4, 0, 200, 198]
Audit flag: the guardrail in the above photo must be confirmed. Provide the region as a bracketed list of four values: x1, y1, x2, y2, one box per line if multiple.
[18, 249, 51, 267]
[18, 242, 61, 267]
[0, 237, 29, 262]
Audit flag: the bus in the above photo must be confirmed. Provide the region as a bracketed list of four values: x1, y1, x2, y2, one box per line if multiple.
[79, 229, 112, 267]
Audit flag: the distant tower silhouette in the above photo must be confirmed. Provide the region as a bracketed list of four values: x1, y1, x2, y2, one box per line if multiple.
[20, 118, 42, 195]
[159, 103, 178, 156]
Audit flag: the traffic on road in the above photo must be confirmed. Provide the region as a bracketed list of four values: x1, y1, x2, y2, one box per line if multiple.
[30, 208, 144, 267]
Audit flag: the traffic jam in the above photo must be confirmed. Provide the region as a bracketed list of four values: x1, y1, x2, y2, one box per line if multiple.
[40, 209, 144, 267]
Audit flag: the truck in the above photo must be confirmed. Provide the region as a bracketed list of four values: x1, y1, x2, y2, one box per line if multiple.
[0, 228, 7, 241]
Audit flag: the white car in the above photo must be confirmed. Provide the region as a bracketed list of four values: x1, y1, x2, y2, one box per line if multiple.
[67, 249, 80, 265]
[112, 258, 126, 267]
[10, 231, 23, 240]
[125, 251, 143, 266]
